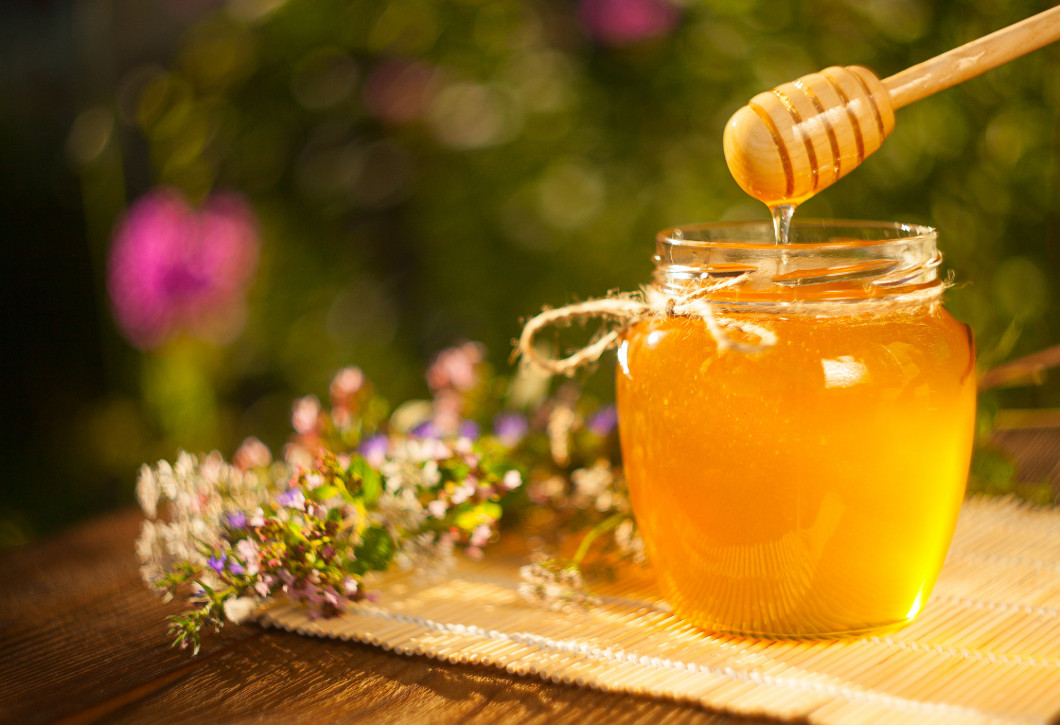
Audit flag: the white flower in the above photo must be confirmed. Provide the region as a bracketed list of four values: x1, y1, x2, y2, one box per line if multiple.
[136, 464, 159, 520]
[518, 559, 598, 612]
[502, 470, 522, 491]
[223, 596, 258, 625]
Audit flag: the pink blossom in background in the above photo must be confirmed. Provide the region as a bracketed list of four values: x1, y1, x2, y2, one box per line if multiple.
[578, 0, 681, 46]
[107, 189, 260, 349]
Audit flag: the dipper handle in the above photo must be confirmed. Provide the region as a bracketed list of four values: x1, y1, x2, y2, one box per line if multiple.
[885, 5, 1060, 109]
[724, 6, 1060, 207]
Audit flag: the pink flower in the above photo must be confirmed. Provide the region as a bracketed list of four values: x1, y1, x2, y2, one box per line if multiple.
[427, 341, 486, 393]
[330, 366, 367, 429]
[233, 436, 272, 471]
[578, 0, 681, 46]
[107, 188, 259, 349]
[291, 395, 322, 436]
[330, 366, 365, 405]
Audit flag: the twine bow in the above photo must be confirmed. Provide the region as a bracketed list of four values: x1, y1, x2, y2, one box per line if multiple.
[516, 278, 777, 377]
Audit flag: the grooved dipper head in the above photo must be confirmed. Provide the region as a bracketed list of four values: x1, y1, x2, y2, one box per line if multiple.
[723, 66, 896, 206]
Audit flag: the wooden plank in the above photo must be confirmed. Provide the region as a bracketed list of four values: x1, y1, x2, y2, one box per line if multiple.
[103, 629, 770, 724]
[0, 509, 775, 724]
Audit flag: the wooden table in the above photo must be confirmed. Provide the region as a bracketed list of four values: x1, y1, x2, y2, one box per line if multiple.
[3, 426, 1055, 724]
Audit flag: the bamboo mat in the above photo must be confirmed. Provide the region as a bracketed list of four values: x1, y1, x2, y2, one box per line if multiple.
[258, 497, 1060, 724]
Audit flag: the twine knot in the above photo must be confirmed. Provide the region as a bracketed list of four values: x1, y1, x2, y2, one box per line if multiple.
[516, 278, 777, 377]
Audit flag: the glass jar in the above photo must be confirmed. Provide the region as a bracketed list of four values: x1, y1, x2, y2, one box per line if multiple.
[615, 220, 976, 638]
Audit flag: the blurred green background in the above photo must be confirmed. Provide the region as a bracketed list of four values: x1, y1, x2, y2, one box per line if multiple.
[3, 0, 1059, 547]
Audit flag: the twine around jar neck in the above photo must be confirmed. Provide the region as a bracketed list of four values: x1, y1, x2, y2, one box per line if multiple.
[516, 278, 949, 377]
[516, 277, 778, 377]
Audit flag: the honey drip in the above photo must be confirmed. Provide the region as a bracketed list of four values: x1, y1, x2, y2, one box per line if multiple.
[770, 203, 796, 245]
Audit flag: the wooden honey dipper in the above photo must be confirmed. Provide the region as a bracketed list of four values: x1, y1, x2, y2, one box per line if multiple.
[724, 6, 1060, 207]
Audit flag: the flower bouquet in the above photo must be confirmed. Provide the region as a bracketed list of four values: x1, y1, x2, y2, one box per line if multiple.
[136, 342, 642, 653]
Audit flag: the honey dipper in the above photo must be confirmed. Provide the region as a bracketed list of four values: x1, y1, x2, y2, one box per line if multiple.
[724, 6, 1060, 206]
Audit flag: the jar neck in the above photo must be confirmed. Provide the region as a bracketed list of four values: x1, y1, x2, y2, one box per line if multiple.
[653, 220, 944, 310]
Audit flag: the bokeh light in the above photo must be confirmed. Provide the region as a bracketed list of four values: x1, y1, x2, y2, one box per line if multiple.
[6, 0, 1059, 543]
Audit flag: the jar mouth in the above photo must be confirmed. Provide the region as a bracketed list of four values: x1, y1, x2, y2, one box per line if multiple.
[658, 219, 936, 251]
[654, 219, 943, 308]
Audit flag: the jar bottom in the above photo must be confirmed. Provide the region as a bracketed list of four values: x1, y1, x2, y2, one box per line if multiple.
[676, 609, 922, 641]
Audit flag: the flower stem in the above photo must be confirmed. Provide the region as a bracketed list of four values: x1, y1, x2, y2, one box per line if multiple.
[571, 512, 625, 566]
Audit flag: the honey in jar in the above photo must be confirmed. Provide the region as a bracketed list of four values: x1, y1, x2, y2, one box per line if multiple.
[615, 220, 976, 638]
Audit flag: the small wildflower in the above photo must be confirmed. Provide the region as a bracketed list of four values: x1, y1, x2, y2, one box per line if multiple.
[410, 420, 439, 438]
[493, 412, 529, 446]
[223, 596, 258, 625]
[426, 341, 486, 392]
[225, 511, 248, 529]
[292, 396, 322, 436]
[502, 469, 522, 491]
[586, 404, 618, 437]
[234, 437, 272, 471]
[136, 464, 160, 520]
[329, 366, 365, 406]
[359, 434, 389, 467]
[236, 539, 260, 575]
[469, 523, 492, 548]
[207, 553, 227, 575]
[458, 420, 481, 440]
[518, 558, 599, 612]
[276, 487, 306, 510]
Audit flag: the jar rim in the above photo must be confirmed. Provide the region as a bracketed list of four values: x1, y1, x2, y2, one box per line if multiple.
[653, 219, 944, 308]
[657, 219, 936, 252]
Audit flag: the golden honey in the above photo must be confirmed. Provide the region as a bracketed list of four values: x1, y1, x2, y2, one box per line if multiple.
[615, 221, 976, 638]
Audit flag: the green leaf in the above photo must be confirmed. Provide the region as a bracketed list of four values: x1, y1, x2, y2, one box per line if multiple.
[348, 456, 382, 505]
[353, 526, 396, 572]
[309, 484, 340, 502]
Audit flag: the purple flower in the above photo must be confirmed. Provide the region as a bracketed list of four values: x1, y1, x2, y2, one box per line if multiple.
[207, 553, 227, 575]
[228, 560, 246, 576]
[578, 0, 681, 46]
[225, 511, 248, 529]
[107, 188, 259, 349]
[359, 434, 390, 467]
[493, 412, 528, 446]
[411, 420, 439, 439]
[458, 420, 481, 441]
[276, 487, 306, 510]
[586, 404, 618, 437]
